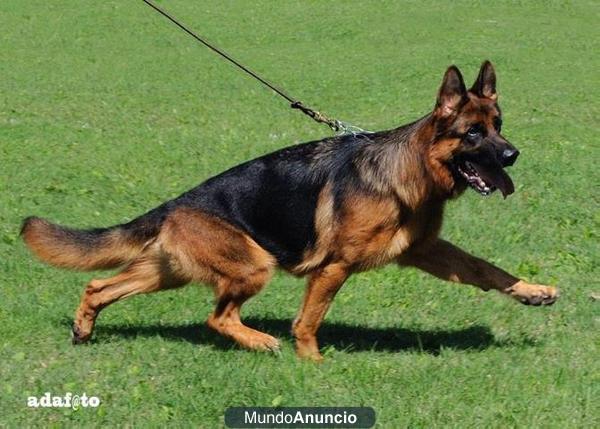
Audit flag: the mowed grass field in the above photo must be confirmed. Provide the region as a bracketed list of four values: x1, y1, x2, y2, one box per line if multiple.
[1, 0, 598, 427]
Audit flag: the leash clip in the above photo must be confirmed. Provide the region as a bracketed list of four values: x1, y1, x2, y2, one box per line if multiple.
[291, 101, 370, 136]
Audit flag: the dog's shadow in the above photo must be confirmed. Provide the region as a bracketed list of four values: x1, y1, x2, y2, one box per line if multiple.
[63, 316, 529, 354]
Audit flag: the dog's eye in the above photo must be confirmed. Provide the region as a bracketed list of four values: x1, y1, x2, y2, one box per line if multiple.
[466, 126, 482, 138]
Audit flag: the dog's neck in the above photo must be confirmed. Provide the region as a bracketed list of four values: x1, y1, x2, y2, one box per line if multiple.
[412, 114, 463, 200]
[354, 113, 455, 210]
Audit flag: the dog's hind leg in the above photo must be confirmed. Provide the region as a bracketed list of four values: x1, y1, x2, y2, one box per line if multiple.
[160, 208, 278, 351]
[207, 276, 279, 351]
[72, 246, 186, 344]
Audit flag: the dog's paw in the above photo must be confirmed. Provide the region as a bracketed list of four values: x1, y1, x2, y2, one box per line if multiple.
[507, 281, 559, 306]
[71, 323, 92, 345]
[296, 346, 324, 362]
[210, 321, 281, 352]
[246, 331, 281, 352]
[294, 339, 324, 362]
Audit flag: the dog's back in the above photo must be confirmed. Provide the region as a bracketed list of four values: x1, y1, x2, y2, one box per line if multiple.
[21, 131, 377, 271]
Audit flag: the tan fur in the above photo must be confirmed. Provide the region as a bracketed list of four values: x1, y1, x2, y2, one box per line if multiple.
[159, 208, 275, 285]
[293, 183, 336, 275]
[427, 138, 461, 194]
[353, 132, 432, 208]
[162, 210, 279, 350]
[21, 217, 146, 270]
[35, 62, 560, 360]
[335, 194, 401, 268]
[399, 239, 558, 305]
[73, 244, 185, 342]
[455, 95, 500, 133]
[73, 208, 278, 349]
[293, 262, 349, 360]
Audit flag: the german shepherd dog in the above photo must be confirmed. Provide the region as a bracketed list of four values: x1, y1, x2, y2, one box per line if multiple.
[22, 61, 558, 360]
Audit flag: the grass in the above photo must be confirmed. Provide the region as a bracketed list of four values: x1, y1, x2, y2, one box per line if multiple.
[1, 0, 598, 427]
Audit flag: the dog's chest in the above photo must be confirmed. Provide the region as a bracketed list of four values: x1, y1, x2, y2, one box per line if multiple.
[336, 198, 443, 269]
[356, 218, 431, 270]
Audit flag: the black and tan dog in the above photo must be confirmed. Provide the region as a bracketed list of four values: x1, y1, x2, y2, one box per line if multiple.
[21, 61, 558, 360]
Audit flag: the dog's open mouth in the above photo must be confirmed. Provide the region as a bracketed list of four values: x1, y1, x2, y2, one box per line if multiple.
[455, 160, 515, 198]
[457, 161, 495, 196]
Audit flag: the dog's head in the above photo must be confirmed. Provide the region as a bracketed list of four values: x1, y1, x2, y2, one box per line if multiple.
[429, 61, 518, 198]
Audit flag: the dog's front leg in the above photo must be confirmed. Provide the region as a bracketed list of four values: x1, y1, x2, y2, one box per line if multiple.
[399, 239, 559, 305]
[293, 263, 349, 361]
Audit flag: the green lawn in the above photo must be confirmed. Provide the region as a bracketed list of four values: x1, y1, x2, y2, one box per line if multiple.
[1, 1, 598, 427]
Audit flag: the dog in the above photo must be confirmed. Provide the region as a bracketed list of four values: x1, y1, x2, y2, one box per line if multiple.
[21, 61, 558, 360]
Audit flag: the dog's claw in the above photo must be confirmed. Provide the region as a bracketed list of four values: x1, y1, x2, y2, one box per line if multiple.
[263, 338, 281, 353]
[267, 342, 282, 356]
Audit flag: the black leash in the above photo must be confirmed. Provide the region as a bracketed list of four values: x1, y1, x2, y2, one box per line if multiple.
[141, 0, 363, 134]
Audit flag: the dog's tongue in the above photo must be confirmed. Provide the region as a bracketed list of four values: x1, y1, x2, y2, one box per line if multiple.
[472, 162, 515, 198]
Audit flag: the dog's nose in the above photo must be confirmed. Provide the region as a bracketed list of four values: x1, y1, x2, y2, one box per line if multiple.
[502, 148, 519, 166]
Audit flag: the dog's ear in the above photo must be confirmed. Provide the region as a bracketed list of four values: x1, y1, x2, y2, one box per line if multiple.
[436, 66, 467, 117]
[470, 60, 497, 100]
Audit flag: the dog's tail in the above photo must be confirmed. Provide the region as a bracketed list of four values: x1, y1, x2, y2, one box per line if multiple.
[20, 210, 164, 271]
